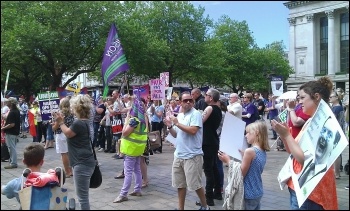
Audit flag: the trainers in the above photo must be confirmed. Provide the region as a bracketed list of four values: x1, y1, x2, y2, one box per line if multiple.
[199, 206, 210, 210]
[98, 148, 104, 152]
[113, 195, 128, 203]
[4, 165, 18, 169]
[345, 185, 349, 190]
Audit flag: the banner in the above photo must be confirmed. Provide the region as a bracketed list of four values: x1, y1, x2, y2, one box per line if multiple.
[149, 79, 165, 100]
[132, 84, 150, 101]
[271, 76, 283, 96]
[37, 91, 60, 121]
[160, 72, 169, 88]
[277, 99, 348, 207]
[101, 23, 130, 97]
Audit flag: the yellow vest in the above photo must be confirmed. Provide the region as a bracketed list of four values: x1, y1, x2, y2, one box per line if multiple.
[120, 117, 148, 156]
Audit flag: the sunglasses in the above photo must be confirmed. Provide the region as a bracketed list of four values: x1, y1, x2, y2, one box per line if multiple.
[182, 99, 194, 103]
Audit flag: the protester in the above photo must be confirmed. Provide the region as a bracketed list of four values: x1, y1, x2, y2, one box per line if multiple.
[329, 91, 345, 179]
[265, 94, 278, 139]
[219, 120, 269, 210]
[113, 97, 148, 203]
[227, 93, 242, 119]
[201, 88, 222, 206]
[32, 101, 43, 143]
[253, 92, 265, 120]
[271, 76, 338, 210]
[93, 98, 106, 150]
[102, 97, 114, 153]
[216, 100, 228, 194]
[164, 92, 209, 210]
[52, 96, 74, 177]
[54, 94, 95, 210]
[191, 88, 208, 112]
[19, 98, 28, 138]
[1, 97, 20, 169]
[150, 100, 164, 153]
[1, 143, 45, 205]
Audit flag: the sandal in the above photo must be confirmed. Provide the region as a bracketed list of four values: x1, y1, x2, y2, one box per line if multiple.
[142, 183, 148, 188]
[114, 174, 125, 179]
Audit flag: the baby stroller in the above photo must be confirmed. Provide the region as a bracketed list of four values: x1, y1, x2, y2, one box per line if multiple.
[19, 167, 76, 210]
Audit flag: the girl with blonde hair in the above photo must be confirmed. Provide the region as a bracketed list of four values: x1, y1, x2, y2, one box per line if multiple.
[218, 120, 269, 210]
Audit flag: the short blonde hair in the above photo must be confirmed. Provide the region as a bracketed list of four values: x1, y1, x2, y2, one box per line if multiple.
[70, 95, 92, 119]
[59, 97, 71, 117]
[246, 121, 270, 151]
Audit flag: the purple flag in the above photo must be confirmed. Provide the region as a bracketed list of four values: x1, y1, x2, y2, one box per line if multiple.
[101, 24, 129, 97]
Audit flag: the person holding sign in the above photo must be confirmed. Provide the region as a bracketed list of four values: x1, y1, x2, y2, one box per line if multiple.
[218, 120, 269, 210]
[271, 76, 338, 210]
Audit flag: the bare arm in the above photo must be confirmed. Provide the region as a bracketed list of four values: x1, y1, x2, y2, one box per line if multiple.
[202, 106, 212, 123]
[289, 110, 306, 127]
[240, 148, 255, 177]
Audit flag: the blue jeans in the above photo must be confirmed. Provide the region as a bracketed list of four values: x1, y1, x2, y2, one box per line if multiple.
[245, 196, 262, 210]
[72, 163, 95, 210]
[120, 156, 142, 197]
[216, 156, 224, 190]
[5, 134, 18, 167]
[288, 187, 323, 210]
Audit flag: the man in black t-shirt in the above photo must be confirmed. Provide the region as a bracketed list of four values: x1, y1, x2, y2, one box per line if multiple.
[1, 97, 20, 169]
[253, 93, 265, 120]
[191, 88, 208, 112]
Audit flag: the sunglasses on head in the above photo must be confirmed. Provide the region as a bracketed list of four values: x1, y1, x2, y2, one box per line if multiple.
[182, 99, 193, 103]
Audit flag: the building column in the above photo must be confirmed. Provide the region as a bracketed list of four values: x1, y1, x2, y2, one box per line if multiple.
[306, 14, 315, 76]
[326, 10, 335, 75]
[288, 17, 296, 75]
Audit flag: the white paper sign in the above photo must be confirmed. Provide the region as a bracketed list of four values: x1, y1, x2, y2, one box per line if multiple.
[166, 87, 173, 100]
[166, 133, 177, 147]
[271, 80, 283, 96]
[219, 112, 247, 161]
[278, 99, 348, 208]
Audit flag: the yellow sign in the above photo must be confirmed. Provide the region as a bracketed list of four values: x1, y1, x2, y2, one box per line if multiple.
[65, 82, 81, 94]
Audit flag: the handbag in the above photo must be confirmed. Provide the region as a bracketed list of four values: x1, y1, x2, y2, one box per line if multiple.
[1, 143, 10, 161]
[148, 130, 161, 150]
[86, 122, 102, 188]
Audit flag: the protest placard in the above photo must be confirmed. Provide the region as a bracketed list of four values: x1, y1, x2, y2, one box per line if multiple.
[37, 91, 60, 121]
[219, 112, 247, 161]
[149, 79, 165, 100]
[277, 99, 348, 207]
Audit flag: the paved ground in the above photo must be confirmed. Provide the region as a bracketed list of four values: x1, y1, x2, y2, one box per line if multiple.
[1, 122, 349, 210]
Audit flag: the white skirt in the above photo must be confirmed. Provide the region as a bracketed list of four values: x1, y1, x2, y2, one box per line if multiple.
[55, 133, 68, 153]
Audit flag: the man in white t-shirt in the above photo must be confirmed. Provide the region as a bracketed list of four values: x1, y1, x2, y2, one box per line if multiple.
[227, 93, 242, 119]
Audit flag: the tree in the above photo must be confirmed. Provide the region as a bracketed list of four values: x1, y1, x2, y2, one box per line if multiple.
[1, 1, 122, 98]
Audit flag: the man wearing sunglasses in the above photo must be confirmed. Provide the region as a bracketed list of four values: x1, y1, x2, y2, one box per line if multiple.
[164, 92, 209, 210]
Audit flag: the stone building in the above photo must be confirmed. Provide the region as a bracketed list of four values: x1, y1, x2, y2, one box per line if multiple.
[284, 1, 349, 93]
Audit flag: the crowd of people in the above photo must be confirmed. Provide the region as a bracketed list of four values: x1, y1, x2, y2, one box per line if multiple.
[1, 77, 349, 210]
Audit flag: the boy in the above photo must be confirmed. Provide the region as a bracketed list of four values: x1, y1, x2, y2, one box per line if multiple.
[1, 143, 45, 203]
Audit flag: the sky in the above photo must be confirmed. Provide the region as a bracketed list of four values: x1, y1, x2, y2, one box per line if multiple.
[191, 1, 290, 50]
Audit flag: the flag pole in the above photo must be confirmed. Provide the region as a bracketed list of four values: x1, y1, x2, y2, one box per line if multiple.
[4, 70, 10, 97]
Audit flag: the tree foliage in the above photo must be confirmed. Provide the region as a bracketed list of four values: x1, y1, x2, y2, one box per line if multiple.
[1, 1, 293, 100]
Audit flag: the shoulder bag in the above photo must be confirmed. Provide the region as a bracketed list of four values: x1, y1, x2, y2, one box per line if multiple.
[86, 122, 102, 188]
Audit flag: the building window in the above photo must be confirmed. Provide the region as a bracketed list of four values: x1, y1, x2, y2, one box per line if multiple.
[340, 12, 349, 73]
[320, 17, 328, 75]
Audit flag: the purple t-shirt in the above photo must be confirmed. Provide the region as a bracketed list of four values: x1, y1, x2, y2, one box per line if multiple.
[242, 102, 256, 126]
[267, 101, 278, 119]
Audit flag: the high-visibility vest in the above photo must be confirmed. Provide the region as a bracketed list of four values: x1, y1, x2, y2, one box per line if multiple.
[120, 117, 148, 156]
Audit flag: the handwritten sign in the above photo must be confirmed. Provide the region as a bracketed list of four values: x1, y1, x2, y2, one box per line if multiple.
[160, 72, 169, 88]
[149, 79, 165, 100]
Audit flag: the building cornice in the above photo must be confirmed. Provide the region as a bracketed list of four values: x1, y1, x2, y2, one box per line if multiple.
[283, 1, 312, 9]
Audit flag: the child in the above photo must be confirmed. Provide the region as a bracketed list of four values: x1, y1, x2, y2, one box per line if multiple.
[218, 121, 270, 210]
[1, 143, 45, 203]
